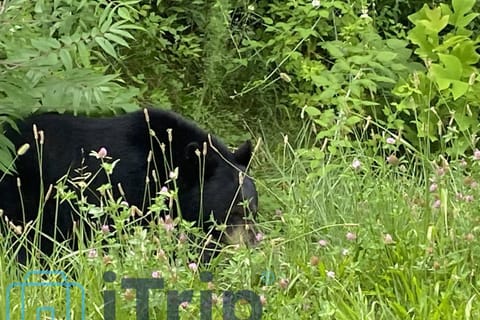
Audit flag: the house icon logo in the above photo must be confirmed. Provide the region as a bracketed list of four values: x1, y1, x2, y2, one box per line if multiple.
[5, 270, 85, 320]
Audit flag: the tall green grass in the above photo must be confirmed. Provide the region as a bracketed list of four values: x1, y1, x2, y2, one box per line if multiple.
[1, 119, 480, 319]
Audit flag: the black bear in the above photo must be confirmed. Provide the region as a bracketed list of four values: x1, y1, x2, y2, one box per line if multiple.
[0, 108, 258, 264]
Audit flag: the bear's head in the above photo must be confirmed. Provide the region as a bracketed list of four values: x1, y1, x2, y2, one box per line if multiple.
[178, 139, 258, 249]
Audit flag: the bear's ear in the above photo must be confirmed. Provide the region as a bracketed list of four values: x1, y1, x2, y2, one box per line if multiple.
[184, 142, 201, 160]
[233, 140, 253, 166]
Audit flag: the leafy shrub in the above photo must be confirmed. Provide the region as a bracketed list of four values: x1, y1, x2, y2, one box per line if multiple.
[0, 0, 142, 171]
[392, 0, 480, 157]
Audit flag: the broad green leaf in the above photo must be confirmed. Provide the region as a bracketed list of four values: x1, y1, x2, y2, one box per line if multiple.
[59, 48, 73, 70]
[451, 80, 469, 100]
[77, 41, 91, 67]
[430, 54, 469, 99]
[118, 7, 132, 21]
[451, 0, 477, 27]
[296, 27, 313, 38]
[322, 42, 345, 58]
[408, 4, 430, 25]
[345, 115, 362, 126]
[262, 17, 273, 25]
[304, 106, 321, 117]
[451, 41, 480, 66]
[408, 26, 437, 59]
[386, 39, 408, 50]
[454, 107, 477, 131]
[456, 12, 479, 28]
[31, 38, 61, 52]
[35, 52, 58, 66]
[375, 51, 397, 62]
[349, 55, 373, 65]
[94, 37, 117, 58]
[430, 54, 463, 90]
[423, 6, 449, 34]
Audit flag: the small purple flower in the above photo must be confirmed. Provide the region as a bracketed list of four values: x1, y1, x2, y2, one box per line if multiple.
[161, 215, 175, 232]
[432, 199, 441, 208]
[255, 232, 264, 242]
[151, 271, 161, 278]
[169, 168, 179, 180]
[346, 232, 357, 241]
[386, 137, 396, 145]
[178, 233, 188, 243]
[188, 262, 198, 272]
[429, 183, 438, 193]
[318, 239, 328, 247]
[101, 225, 110, 234]
[88, 249, 98, 259]
[352, 159, 361, 170]
[160, 186, 169, 194]
[98, 147, 107, 159]
[180, 301, 189, 309]
[474, 149, 480, 160]
[464, 195, 474, 202]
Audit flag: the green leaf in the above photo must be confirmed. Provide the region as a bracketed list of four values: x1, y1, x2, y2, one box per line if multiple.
[322, 42, 345, 58]
[112, 22, 145, 31]
[77, 41, 90, 67]
[386, 39, 408, 50]
[451, 0, 477, 27]
[304, 106, 321, 117]
[263, 17, 273, 25]
[35, 52, 58, 66]
[108, 27, 135, 40]
[430, 54, 470, 99]
[59, 48, 73, 70]
[94, 37, 117, 58]
[100, 16, 113, 33]
[375, 51, 397, 62]
[454, 107, 477, 131]
[408, 25, 437, 59]
[430, 54, 463, 89]
[451, 80, 469, 99]
[349, 55, 373, 65]
[104, 33, 130, 47]
[98, 2, 114, 29]
[117, 7, 132, 21]
[345, 115, 362, 126]
[423, 6, 449, 34]
[31, 38, 61, 52]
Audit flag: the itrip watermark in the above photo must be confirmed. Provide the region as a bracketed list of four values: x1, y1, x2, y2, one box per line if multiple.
[6, 270, 263, 320]
[6, 270, 86, 320]
[103, 271, 263, 320]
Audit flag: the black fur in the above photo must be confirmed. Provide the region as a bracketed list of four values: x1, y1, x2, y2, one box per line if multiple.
[0, 108, 258, 264]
